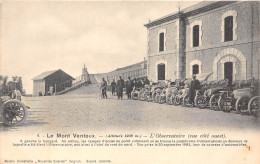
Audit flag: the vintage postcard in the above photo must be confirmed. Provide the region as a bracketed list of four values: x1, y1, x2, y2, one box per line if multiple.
[0, 0, 259, 164]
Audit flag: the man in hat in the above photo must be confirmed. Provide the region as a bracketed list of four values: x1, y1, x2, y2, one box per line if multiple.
[189, 75, 201, 107]
[143, 77, 150, 86]
[116, 76, 125, 99]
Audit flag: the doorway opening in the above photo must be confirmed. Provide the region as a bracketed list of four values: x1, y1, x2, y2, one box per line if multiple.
[157, 64, 165, 80]
[224, 62, 233, 86]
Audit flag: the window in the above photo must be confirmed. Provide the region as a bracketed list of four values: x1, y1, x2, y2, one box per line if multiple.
[224, 16, 233, 42]
[221, 10, 237, 42]
[158, 64, 165, 80]
[193, 25, 200, 47]
[190, 20, 202, 47]
[192, 64, 199, 75]
[159, 32, 164, 52]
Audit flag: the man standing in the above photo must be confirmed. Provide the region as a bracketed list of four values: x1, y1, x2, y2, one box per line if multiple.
[189, 75, 201, 107]
[143, 77, 150, 86]
[116, 76, 125, 99]
[100, 78, 107, 99]
[111, 79, 116, 96]
[125, 77, 133, 99]
[136, 79, 143, 88]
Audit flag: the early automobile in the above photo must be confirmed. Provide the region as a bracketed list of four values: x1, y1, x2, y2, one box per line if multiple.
[158, 81, 176, 104]
[131, 87, 142, 100]
[173, 73, 212, 107]
[195, 79, 229, 109]
[0, 75, 28, 126]
[235, 79, 259, 115]
[194, 80, 211, 108]
[172, 79, 191, 107]
[218, 80, 252, 113]
[151, 85, 164, 103]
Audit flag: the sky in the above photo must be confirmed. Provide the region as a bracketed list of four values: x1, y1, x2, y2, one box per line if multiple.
[0, 0, 199, 94]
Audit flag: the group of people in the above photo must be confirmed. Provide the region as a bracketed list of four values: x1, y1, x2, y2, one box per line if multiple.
[100, 76, 150, 100]
[100, 74, 201, 106]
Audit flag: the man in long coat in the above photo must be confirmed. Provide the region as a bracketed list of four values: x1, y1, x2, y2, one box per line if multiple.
[117, 76, 125, 99]
[125, 77, 133, 99]
[189, 75, 201, 106]
[111, 79, 116, 96]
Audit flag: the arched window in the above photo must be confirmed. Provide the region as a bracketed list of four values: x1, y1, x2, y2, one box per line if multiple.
[224, 16, 233, 42]
[159, 32, 164, 52]
[193, 25, 200, 47]
[221, 10, 237, 42]
[190, 20, 202, 47]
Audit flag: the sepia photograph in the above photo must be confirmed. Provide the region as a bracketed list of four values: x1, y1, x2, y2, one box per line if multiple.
[0, 0, 260, 163]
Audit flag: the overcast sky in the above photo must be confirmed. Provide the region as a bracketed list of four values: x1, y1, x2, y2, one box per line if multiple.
[0, 1, 199, 94]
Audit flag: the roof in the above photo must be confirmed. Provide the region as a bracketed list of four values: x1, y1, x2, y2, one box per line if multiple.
[111, 60, 147, 73]
[144, 1, 237, 28]
[32, 69, 74, 80]
[32, 70, 58, 80]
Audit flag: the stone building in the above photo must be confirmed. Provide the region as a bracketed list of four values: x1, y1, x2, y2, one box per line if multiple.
[144, 1, 260, 84]
[107, 60, 147, 83]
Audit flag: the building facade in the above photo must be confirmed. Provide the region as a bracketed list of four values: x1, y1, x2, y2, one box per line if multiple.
[145, 1, 260, 83]
[107, 60, 147, 83]
[32, 69, 74, 96]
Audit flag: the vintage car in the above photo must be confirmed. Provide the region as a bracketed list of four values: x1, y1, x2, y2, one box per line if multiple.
[218, 80, 252, 113]
[235, 79, 259, 115]
[131, 87, 142, 100]
[0, 75, 28, 126]
[151, 84, 165, 103]
[195, 79, 229, 109]
[170, 80, 185, 105]
[172, 79, 191, 107]
[153, 86, 165, 103]
[138, 85, 151, 101]
[136, 82, 159, 102]
[157, 81, 177, 104]
[172, 73, 212, 107]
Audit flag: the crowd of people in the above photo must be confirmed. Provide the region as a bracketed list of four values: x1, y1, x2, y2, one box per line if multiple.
[100, 76, 150, 99]
[100, 75, 202, 106]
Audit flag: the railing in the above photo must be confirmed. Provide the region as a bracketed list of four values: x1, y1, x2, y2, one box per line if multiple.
[55, 74, 89, 94]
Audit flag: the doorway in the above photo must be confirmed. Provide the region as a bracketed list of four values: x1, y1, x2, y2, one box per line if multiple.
[224, 62, 233, 86]
[157, 64, 165, 80]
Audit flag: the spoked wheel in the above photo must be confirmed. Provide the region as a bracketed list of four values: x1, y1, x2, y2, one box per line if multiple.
[139, 93, 146, 101]
[174, 96, 181, 106]
[182, 95, 190, 107]
[218, 96, 233, 112]
[1, 99, 28, 126]
[235, 97, 250, 114]
[155, 95, 160, 103]
[209, 94, 220, 110]
[152, 92, 157, 103]
[248, 96, 260, 117]
[195, 97, 208, 109]
[132, 92, 138, 100]
[159, 95, 166, 104]
[166, 95, 172, 105]
[138, 90, 144, 101]
[147, 94, 153, 102]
